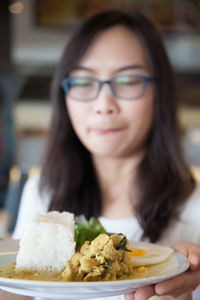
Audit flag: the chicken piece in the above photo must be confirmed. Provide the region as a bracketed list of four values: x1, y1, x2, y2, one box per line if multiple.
[101, 239, 123, 262]
[80, 241, 91, 257]
[89, 233, 110, 256]
[79, 256, 99, 273]
[83, 265, 106, 281]
[62, 253, 84, 281]
[62, 261, 74, 281]
[71, 252, 83, 267]
[62, 233, 133, 281]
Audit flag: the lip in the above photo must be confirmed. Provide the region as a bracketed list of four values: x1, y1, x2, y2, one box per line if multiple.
[92, 127, 124, 135]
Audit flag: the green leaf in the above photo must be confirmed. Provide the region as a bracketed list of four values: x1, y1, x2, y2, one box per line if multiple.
[99, 259, 113, 269]
[115, 235, 131, 252]
[74, 215, 107, 249]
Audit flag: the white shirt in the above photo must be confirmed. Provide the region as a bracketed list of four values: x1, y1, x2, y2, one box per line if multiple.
[13, 173, 200, 299]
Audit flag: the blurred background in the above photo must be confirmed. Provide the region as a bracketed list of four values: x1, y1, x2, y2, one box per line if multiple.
[0, 0, 200, 237]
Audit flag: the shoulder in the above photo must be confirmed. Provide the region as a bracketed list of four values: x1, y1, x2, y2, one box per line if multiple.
[12, 172, 51, 239]
[159, 184, 200, 245]
[23, 172, 40, 193]
[175, 183, 200, 242]
[20, 172, 41, 209]
[180, 183, 200, 221]
[24, 171, 41, 189]
[21, 172, 50, 212]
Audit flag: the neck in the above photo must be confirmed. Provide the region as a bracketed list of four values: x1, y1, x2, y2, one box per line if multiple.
[92, 152, 145, 218]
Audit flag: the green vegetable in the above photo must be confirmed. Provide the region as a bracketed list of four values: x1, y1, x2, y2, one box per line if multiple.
[74, 215, 107, 249]
[116, 235, 131, 252]
[99, 259, 113, 269]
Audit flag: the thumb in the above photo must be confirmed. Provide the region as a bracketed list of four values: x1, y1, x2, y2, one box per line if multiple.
[124, 292, 135, 300]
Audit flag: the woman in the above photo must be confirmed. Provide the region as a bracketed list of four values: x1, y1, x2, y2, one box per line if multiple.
[13, 10, 200, 300]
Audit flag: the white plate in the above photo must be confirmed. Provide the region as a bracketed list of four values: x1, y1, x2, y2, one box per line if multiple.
[0, 240, 189, 299]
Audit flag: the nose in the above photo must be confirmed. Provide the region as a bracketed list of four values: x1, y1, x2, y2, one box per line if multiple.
[94, 84, 119, 115]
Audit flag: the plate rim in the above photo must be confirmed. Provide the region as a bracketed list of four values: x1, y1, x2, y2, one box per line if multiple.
[0, 251, 189, 287]
[0, 240, 189, 298]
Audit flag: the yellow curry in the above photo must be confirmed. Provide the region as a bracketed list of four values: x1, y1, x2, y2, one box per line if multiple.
[0, 234, 167, 282]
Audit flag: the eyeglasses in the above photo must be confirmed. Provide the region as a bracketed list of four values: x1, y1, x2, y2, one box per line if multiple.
[61, 74, 155, 101]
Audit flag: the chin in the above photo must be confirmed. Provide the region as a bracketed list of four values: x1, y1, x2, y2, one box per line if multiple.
[89, 147, 129, 159]
[88, 143, 146, 160]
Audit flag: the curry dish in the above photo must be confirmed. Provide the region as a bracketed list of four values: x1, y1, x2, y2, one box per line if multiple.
[62, 233, 133, 281]
[0, 234, 169, 282]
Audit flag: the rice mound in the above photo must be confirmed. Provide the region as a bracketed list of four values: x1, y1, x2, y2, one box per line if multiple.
[15, 211, 76, 273]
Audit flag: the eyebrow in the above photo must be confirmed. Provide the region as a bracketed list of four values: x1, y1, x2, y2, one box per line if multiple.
[116, 65, 146, 72]
[72, 64, 146, 73]
[72, 66, 94, 72]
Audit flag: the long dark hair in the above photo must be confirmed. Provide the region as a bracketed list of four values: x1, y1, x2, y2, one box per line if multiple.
[40, 10, 195, 242]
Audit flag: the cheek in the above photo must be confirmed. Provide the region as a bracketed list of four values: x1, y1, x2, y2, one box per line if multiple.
[124, 97, 154, 153]
[140, 100, 153, 130]
[127, 97, 153, 131]
[65, 99, 88, 138]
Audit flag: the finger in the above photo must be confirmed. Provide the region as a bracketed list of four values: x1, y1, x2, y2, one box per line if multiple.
[188, 253, 200, 270]
[173, 242, 189, 257]
[173, 242, 200, 257]
[155, 270, 200, 297]
[173, 242, 200, 270]
[134, 285, 155, 300]
[124, 292, 135, 300]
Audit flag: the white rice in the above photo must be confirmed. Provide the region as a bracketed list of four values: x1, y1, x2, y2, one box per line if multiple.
[15, 211, 76, 273]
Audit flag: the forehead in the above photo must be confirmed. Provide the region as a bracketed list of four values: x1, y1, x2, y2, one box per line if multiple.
[77, 25, 150, 74]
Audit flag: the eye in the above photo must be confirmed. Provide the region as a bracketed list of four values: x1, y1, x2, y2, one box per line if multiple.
[69, 78, 94, 88]
[114, 75, 141, 86]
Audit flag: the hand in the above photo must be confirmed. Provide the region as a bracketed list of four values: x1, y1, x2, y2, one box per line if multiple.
[0, 290, 33, 299]
[124, 241, 200, 300]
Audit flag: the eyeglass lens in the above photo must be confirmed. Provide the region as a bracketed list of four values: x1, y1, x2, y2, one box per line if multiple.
[67, 75, 145, 100]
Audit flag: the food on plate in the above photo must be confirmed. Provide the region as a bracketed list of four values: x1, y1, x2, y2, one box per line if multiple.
[15, 211, 76, 273]
[62, 233, 133, 281]
[74, 215, 107, 249]
[61, 232, 174, 282]
[0, 212, 175, 282]
[128, 244, 174, 267]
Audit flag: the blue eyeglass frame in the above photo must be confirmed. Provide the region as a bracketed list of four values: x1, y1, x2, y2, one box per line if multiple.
[61, 74, 156, 101]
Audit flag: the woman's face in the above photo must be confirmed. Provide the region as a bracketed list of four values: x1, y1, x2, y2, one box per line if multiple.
[65, 26, 154, 159]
